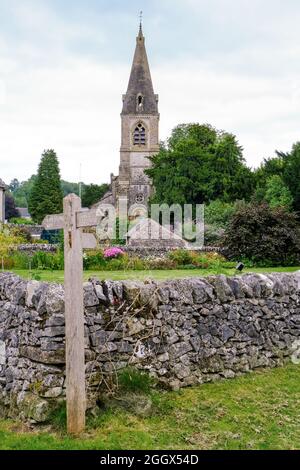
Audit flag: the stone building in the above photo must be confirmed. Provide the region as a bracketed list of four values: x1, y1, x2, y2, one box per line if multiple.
[98, 23, 159, 213]
[0, 179, 6, 223]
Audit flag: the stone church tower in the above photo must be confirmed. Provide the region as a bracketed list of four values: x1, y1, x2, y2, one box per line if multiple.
[111, 23, 159, 212]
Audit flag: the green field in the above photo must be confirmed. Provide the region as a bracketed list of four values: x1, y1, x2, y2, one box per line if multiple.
[0, 365, 299, 450]
[11, 266, 300, 283]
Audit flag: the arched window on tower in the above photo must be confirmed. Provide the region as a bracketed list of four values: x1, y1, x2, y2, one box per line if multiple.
[133, 123, 146, 146]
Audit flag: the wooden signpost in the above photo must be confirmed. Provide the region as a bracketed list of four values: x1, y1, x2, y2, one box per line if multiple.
[43, 194, 99, 434]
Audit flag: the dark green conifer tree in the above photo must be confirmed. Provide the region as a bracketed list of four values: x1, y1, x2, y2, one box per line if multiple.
[29, 149, 63, 224]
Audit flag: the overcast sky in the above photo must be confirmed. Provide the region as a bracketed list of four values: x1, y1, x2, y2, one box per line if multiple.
[0, 0, 299, 185]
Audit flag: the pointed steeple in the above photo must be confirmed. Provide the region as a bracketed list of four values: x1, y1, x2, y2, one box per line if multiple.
[138, 10, 143, 37]
[122, 22, 158, 115]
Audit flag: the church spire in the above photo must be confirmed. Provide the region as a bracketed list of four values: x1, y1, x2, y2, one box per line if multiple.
[139, 10, 143, 37]
[122, 18, 158, 115]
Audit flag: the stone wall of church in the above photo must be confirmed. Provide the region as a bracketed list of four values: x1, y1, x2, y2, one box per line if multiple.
[120, 115, 159, 151]
[118, 113, 159, 207]
[0, 271, 299, 422]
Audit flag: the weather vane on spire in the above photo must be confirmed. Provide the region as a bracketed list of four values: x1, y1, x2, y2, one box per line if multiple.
[139, 10, 143, 30]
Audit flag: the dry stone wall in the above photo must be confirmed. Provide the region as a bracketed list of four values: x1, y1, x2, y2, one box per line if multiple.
[0, 271, 299, 422]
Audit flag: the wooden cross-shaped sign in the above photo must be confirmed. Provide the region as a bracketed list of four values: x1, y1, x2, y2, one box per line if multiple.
[43, 194, 100, 434]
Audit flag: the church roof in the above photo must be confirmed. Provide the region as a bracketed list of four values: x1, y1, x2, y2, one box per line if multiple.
[122, 24, 158, 115]
[0, 179, 6, 190]
[126, 218, 187, 247]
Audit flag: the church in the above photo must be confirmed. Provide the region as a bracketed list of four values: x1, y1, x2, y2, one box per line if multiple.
[97, 21, 159, 212]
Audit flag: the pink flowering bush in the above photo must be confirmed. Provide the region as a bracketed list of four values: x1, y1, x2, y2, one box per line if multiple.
[104, 247, 125, 259]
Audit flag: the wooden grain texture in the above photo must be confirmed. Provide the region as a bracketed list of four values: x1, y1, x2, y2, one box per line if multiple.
[76, 208, 99, 228]
[63, 194, 86, 434]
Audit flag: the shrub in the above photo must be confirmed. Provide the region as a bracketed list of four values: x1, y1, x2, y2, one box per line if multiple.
[104, 247, 125, 259]
[204, 224, 225, 246]
[205, 200, 237, 228]
[222, 203, 300, 265]
[168, 249, 194, 265]
[3, 249, 63, 271]
[9, 252, 31, 269]
[9, 217, 34, 225]
[123, 255, 146, 271]
[0, 227, 25, 263]
[83, 250, 106, 270]
[31, 251, 64, 270]
[192, 252, 227, 269]
[11, 226, 32, 243]
[147, 257, 176, 270]
[105, 257, 127, 271]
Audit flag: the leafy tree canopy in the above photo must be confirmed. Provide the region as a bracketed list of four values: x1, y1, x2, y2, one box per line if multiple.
[9, 176, 36, 207]
[146, 123, 255, 206]
[282, 142, 300, 212]
[82, 183, 110, 208]
[253, 142, 300, 212]
[265, 175, 293, 210]
[10, 176, 109, 213]
[204, 199, 241, 228]
[61, 180, 81, 196]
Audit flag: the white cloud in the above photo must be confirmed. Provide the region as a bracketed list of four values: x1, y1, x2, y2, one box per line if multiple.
[156, 60, 299, 166]
[0, 55, 128, 183]
[0, 0, 299, 186]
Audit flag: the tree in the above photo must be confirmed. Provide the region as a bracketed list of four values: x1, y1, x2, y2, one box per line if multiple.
[5, 193, 20, 220]
[28, 150, 63, 224]
[254, 153, 285, 196]
[11, 174, 110, 210]
[61, 180, 80, 197]
[283, 142, 300, 212]
[265, 175, 293, 210]
[82, 183, 110, 207]
[146, 123, 255, 207]
[204, 199, 238, 228]
[11, 175, 37, 207]
[9, 178, 20, 192]
[253, 142, 300, 213]
[222, 203, 300, 265]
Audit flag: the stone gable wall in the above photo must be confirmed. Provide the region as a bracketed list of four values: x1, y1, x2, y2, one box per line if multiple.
[0, 271, 299, 422]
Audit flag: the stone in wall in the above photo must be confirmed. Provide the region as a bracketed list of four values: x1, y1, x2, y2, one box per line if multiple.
[0, 270, 299, 422]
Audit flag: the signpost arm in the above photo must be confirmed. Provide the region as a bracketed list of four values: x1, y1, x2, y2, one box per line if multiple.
[63, 194, 86, 434]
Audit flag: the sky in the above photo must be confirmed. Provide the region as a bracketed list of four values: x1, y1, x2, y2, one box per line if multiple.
[0, 0, 299, 186]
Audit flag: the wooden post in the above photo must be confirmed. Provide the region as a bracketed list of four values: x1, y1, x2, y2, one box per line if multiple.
[43, 195, 99, 434]
[63, 194, 86, 434]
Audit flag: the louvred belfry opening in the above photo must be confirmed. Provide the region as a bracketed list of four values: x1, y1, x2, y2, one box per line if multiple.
[134, 123, 146, 145]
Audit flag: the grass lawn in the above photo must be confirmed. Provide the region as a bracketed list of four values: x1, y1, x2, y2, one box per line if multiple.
[0, 364, 299, 450]
[11, 266, 300, 283]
